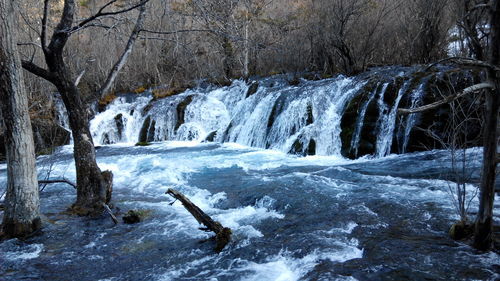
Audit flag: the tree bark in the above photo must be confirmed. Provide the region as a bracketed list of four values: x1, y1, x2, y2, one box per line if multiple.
[21, 0, 147, 216]
[0, 0, 41, 237]
[473, 0, 500, 251]
[44, 42, 110, 215]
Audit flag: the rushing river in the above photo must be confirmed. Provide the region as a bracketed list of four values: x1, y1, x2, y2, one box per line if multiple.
[0, 142, 499, 280]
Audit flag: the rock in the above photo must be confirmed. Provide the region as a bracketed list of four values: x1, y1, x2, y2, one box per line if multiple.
[114, 114, 124, 140]
[122, 209, 151, 224]
[204, 131, 217, 142]
[175, 95, 194, 131]
[306, 103, 314, 125]
[135, 142, 151, 146]
[288, 77, 300, 86]
[449, 221, 473, 240]
[288, 136, 316, 156]
[307, 139, 316, 156]
[340, 81, 378, 159]
[245, 82, 259, 98]
[147, 120, 156, 142]
[138, 116, 151, 143]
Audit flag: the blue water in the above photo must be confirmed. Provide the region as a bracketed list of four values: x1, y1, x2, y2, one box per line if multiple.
[0, 142, 499, 280]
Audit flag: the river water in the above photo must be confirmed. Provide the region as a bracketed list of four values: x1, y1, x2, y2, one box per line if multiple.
[1, 142, 499, 280]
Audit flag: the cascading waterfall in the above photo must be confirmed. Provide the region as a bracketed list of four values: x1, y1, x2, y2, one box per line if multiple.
[400, 81, 427, 154]
[375, 81, 408, 158]
[82, 67, 475, 158]
[350, 83, 386, 158]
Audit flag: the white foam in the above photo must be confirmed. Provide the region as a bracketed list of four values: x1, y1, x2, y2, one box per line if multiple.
[326, 222, 359, 234]
[2, 243, 44, 261]
[237, 246, 363, 281]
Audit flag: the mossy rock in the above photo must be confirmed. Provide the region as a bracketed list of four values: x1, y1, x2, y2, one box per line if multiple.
[449, 221, 473, 240]
[122, 209, 152, 224]
[135, 142, 151, 147]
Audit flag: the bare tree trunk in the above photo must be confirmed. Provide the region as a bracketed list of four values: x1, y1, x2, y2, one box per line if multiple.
[473, 0, 500, 251]
[0, 0, 41, 237]
[222, 36, 235, 79]
[243, 16, 250, 79]
[20, 0, 148, 216]
[51, 61, 108, 215]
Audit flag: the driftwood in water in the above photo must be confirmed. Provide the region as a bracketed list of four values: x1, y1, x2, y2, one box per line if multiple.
[166, 188, 231, 252]
[102, 203, 118, 225]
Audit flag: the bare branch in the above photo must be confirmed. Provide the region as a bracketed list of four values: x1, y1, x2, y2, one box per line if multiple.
[103, 203, 118, 224]
[139, 28, 217, 36]
[399, 82, 495, 114]
[17, 42, 42, 49]
[425, 57, 500, 72]
[67, 0, 150, 34]
[74, 70, 86, 87]
[38, 179, 77, 189]
[21, 60, 57, 83]
[96, 2, 148, 98]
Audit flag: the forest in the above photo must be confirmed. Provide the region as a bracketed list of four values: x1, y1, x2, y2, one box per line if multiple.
[0, 0, 499, 280]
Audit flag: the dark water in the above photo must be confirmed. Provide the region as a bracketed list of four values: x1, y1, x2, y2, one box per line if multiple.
[0, 143, 499, 281]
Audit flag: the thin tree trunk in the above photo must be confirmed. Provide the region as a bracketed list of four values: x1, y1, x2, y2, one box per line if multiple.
[473, 0, 500, 251]
[0, 0, 41, 237]
[243, 17, 250, 79]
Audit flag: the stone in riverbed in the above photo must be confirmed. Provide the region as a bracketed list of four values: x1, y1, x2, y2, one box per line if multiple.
[122, 209, 151, 224]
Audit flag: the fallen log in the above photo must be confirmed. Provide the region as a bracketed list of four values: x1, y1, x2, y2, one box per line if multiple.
[166, 188, 231, 252]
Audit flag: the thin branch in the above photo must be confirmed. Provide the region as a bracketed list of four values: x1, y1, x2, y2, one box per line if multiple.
[67, 0, 150, 34]
[38, 179, 77, 189]
[103, 203, 118, 224]
[399, 82, 495, 114]
[96, 2, 148, 98]
[17, 42, 42, 49]
[139, 28, 217, 36]
[74, 69, 86, 87]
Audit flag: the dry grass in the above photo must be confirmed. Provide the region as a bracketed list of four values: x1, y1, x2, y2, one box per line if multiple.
[98, 93, 118, 107]
[152, 87, 187, 100]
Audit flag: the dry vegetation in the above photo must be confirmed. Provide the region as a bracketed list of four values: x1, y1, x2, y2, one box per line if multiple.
[14, 0, 487, 105]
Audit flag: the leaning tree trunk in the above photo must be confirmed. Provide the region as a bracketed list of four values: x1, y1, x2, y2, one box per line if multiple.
[473, 0, 500, 251]
[0, 0, 41, 237]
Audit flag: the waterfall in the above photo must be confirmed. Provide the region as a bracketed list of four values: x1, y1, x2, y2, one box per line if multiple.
[375, 81, 408, 158]
[350, 83, 385, 158]
[68, 67, 476, 158]
[400, 82, 427, 153]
